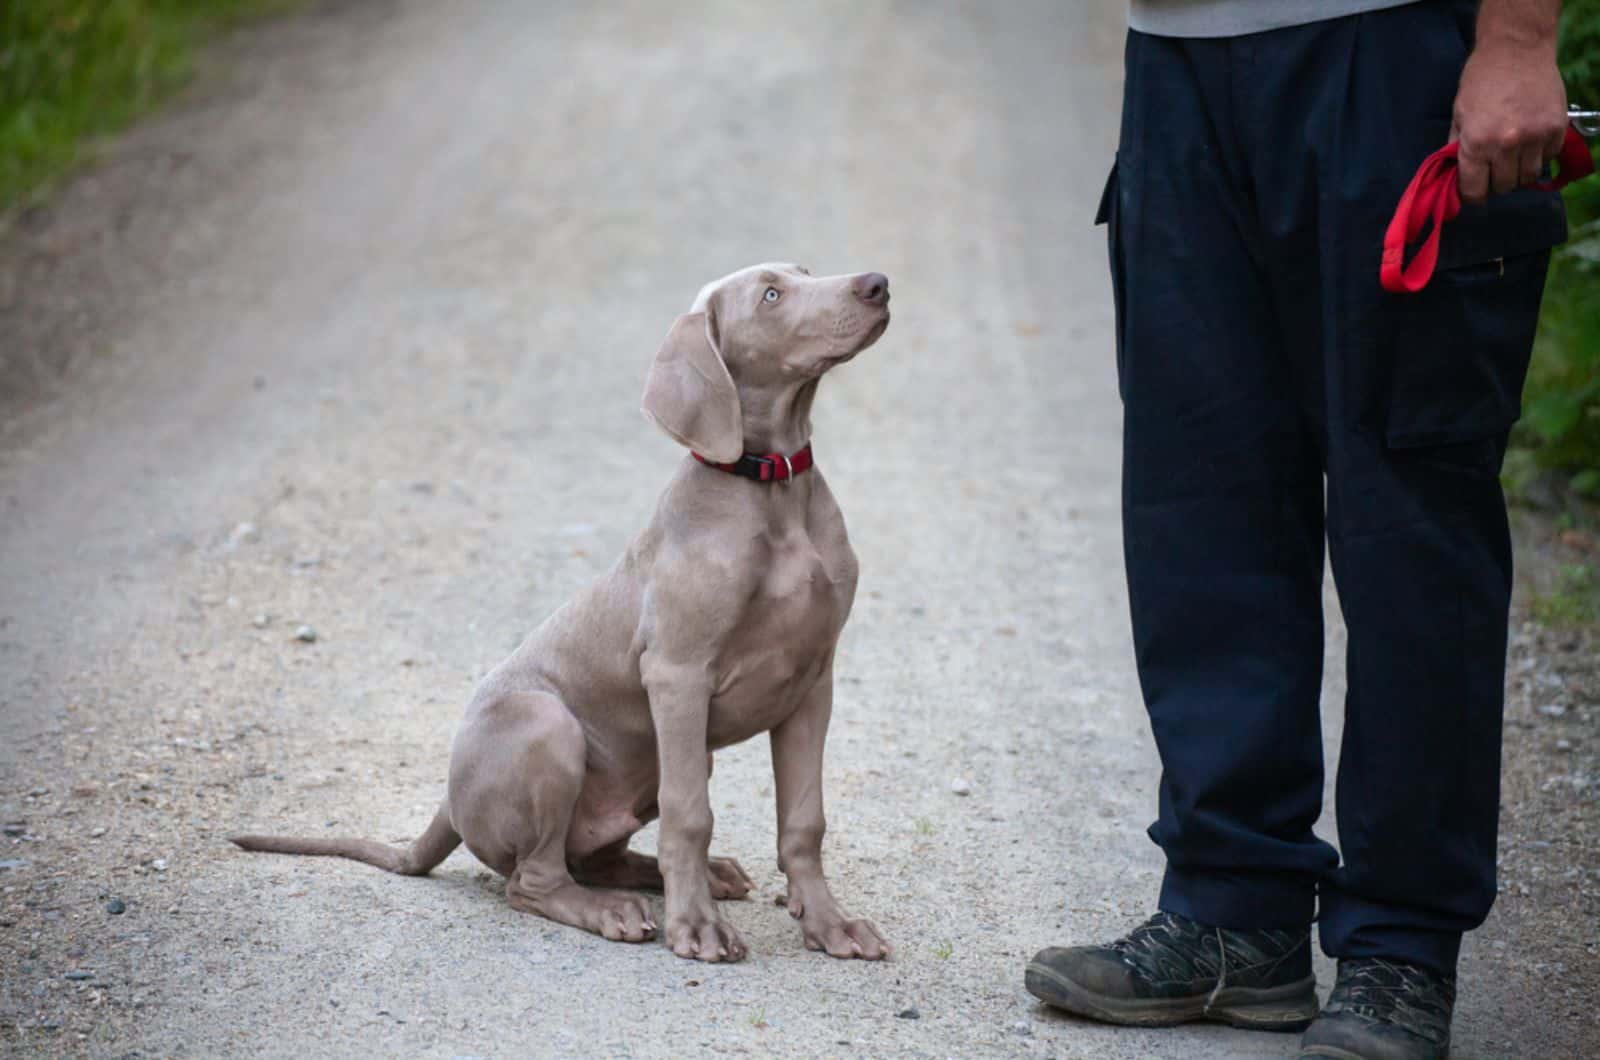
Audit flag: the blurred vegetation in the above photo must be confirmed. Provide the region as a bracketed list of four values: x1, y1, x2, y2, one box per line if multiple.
[1508, 1, 1600, 503]
[1529, 559, 1600, 626]
[0, 0, 300, 210]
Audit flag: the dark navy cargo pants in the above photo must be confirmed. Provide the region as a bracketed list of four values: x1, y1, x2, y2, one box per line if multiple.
[1102, 1, 1567, 975]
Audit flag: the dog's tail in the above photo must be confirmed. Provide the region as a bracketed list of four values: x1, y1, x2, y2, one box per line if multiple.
[232, 802, 460, 877]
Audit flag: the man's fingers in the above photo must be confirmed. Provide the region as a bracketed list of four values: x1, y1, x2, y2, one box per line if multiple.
[1461, 127, 1568, 200]
[1489, 145, 1520, 196]
[1518, 142, 1545, 188]
[1546, 125, 1571, 179]
[1457, 145, 1490, 205]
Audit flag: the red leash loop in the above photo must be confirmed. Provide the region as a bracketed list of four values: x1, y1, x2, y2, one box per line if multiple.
[1380, 125, 1594, 294]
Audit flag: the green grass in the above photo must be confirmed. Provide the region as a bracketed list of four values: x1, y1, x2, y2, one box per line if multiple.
[0, 0, 302, 210]
[1529, 562, 1600, 626]
[1513, 2, 1600, 499]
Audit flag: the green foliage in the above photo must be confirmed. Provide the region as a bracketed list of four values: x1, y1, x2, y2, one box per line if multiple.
[0, 0, 298, 209]
[1516, 2, 1600, 491]
[1560, 1, 1600, 103]
[1528, 562, 1600, 626]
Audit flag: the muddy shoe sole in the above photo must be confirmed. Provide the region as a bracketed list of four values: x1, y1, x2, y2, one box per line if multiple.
[1024, 961, 1319, 1031]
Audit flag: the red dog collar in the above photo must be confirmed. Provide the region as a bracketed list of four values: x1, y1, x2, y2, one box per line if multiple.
[693, 443, 814, 483]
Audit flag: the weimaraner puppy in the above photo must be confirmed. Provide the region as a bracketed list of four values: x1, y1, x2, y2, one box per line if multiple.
[234, 263, 891, 963]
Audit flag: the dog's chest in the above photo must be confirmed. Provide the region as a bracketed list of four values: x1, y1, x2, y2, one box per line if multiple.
[705, 531, 852, 748]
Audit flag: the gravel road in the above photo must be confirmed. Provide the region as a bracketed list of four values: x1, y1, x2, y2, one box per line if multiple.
[0, 2, 1593, 1057]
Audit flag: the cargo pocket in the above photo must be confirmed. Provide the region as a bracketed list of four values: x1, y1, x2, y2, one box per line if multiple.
[1382, 187, 1566, 449]
[1095, 156, 1128, 401]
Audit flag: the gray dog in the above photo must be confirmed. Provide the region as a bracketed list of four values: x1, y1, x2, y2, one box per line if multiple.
[235, 263, 891, 964]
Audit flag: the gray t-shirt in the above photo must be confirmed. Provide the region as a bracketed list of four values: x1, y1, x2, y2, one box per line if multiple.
[1130, 0, 1421, 37]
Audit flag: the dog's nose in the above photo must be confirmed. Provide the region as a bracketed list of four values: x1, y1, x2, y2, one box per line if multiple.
[851, 272, 890, 306]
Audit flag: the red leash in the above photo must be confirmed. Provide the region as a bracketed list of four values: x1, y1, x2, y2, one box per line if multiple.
[1380, 125, 1594, 294]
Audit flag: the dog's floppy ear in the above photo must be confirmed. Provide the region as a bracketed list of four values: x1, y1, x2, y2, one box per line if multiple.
[640, 308, 743, 463]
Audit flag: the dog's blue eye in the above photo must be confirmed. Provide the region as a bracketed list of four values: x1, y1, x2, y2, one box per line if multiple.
[763, 287, 780, 303]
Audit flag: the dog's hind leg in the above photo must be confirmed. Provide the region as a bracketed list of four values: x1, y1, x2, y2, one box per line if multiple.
[468, 692, 657, 943]
[573, 839, 755, 900]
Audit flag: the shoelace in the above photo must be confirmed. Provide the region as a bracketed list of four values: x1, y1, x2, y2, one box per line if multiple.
[1110, 913, 1202, 968]
[1111, 913, 1231, 1010]
[1331, 958, 1455, 1045]
[1204, 930, 1232, 1014]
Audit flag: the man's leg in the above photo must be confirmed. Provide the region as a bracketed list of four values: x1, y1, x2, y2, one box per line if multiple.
[1115, 31, 1337, 936]
[1025, 26, 1332, 1030]
[1234, 3, 1563, 1056]
[1310, 246, 1546, 1060]
[1238, 0, 1558, 978]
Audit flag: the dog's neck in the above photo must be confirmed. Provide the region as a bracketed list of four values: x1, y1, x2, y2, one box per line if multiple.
[736, 379, 818, 456]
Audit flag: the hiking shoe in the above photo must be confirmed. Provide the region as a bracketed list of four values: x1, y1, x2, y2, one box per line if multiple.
[1298, 958, 1454, 1060]
[1024, 910, 1318, 1030]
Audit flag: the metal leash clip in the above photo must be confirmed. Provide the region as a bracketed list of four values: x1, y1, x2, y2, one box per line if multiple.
[1571, 105, 1600, 138]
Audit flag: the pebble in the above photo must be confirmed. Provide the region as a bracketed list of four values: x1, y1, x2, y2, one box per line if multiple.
[896, 1008, 920, 1020]
[1538, 703, 1568, 718]
[252, 613, 272, 629]
[1012, 1021, 1032, 1036]
[106, 898, 126, 915]
[228, 522, 260, 548]
[0, 859, 26, 871]
[1557, 739, 1573, 752]
[294, 625, 317, 643]
[2, 822, 26, 837]
[152, 858, 168, 873]
[951, 778, 972, 797]
[63, 971, 93, 981]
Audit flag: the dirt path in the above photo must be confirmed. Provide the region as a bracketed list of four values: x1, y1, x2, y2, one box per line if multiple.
[0, 2, 1592, 1057]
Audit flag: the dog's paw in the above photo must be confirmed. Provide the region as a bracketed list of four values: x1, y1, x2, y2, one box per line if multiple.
[799, 912, 890, 961]
[707, 857, 755, 900]
[594, 892, 658, 944]
[665, 909, 748, 963]
[509, 881, 657, 943]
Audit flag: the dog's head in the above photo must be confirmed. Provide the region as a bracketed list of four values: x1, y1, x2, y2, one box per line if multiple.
[641, 263, 890, 462]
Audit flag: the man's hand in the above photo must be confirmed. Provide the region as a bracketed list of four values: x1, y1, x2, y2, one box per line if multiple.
[1451, 0, 1566, 204]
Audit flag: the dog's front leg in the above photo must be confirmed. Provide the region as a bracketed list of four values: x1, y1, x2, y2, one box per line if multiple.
[771, 664, 889, 960]
[643, 659, 747, 963]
